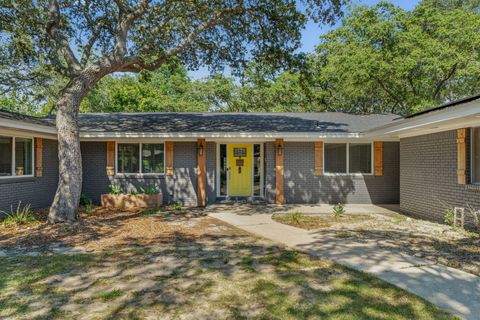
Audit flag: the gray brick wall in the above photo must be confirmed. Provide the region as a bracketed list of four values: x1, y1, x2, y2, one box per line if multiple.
[81, 141, 212, 207]
[281, 142, 399, 204]
[0, 139, 59, 212]
[400, 130, 480, 226]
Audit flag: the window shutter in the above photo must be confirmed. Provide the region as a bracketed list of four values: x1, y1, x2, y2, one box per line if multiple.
[106, 141, 115, 176]
[457, 128, 467, 185]
[374, 141, 383, 176]
[35, 138, 43, 177]
[166, 141, 174, 176]
[314, 141, 323, 176]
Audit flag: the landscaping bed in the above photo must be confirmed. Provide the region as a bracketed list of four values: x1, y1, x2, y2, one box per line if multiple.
[0, 206, 455, 319]
[272, 211, 480, 276]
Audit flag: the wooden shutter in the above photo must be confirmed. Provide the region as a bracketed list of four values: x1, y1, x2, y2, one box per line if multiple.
[457, 128, 467, 185]
[374, 141, 383, 176]
[275, 139, 285, 204]
[106, 141, 115, 176]
[197, 139, 207, 207]
[314, 141, 323, 176]
[35, 138, 43, 177]
[165, 141, 174, 176]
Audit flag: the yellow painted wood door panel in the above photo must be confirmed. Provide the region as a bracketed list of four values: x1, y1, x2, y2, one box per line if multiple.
[228, 144, 252, 196]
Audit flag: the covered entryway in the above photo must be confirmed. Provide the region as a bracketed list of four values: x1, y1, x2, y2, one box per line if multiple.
[217, 143, 264, 198]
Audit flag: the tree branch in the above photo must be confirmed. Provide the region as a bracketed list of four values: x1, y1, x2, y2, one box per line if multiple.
[46, 0, 82, 75]
[433, 63, 458, 100]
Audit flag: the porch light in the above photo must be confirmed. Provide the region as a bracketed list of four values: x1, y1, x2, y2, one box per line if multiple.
[277, 143, 283, 156]
[198, 144, 204, 156]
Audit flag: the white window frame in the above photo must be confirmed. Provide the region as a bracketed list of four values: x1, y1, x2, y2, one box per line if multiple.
[323, 142, 373, 176]
[115, 142, 166, 176]
[0, 134, 35, 179]
[471, 127, 480, 185]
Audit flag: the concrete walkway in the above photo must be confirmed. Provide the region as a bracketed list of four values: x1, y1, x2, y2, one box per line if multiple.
[209, 207, 480, 320]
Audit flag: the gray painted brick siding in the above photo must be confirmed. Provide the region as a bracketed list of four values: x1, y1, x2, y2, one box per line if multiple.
[81, 141, 216, 207]
[0, 139, 58, 212]
[281, 142, 399, 204]
[400, 130, 480, 226]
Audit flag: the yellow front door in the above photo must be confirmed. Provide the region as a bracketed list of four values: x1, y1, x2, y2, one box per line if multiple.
[228, 144, 252, 196]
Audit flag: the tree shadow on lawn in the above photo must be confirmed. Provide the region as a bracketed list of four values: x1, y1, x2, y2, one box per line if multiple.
[0, 230, 455, 320]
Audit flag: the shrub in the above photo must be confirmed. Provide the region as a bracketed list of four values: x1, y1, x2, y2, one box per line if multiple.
[444, 208, 455, 226]
[333, 203, 345, 219]
[108, 184, 122, 195]
[139, 185, 159, 195]
[290, 212, 303, 224]
[171, 202, 182, 211]
[84, 202, 96, 214]
[1, 202, 37, 226]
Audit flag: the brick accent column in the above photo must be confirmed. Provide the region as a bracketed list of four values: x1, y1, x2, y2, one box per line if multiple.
[197, 139, 207, 207]
[275, 138, 284, 204]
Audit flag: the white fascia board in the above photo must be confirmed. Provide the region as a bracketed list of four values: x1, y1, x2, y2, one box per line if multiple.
[79, 131, 363, 139]
[0, 119, 57, 138]
[364, 100, 480, 138]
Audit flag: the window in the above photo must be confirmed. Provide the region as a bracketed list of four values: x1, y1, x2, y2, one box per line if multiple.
[349, 144, 372, 174]
[0, 135, 33, 178]
[142, 144, 165, 174]
[219, 144, 227, 195]
[324, 143, 372, 174]
[117, 143, 165, 174]
[324, 143, 347, 173]
[472, 128, 480, 184]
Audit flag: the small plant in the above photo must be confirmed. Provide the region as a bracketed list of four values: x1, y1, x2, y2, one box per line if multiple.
[1, 202, 37, 226]
[93, 289, 124, 301]
[108, 184, 122, 195]
[129, 191, 139, 195]
[290, 212, 303, 224]
[444, 208, 455, 226]
[79, 193, 92, 206]
[139, 185, 159, 195]
[333, 203, 345, 219]
[171, 202, 182, 211]
[84, 202, 96, 214]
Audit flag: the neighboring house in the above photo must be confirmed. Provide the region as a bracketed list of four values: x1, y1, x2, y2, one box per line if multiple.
[0, 95, 479, 226]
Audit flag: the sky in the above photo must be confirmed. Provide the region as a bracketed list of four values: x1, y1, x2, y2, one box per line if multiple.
[188, 0, 420, 79]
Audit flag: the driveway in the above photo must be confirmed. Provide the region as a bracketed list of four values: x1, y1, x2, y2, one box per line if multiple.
[209, 204, 480, 320]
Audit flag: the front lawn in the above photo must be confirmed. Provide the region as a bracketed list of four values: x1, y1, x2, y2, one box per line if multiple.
[0, 207, 456, 319]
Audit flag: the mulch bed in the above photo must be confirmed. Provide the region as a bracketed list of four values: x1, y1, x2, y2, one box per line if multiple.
[0, 206, 236, 251]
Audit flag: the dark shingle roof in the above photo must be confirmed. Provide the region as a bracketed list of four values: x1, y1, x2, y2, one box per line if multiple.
[0, 109, 54, 127]
[76, 112, 398, 133]
[404, 94, 480, 118]
[0, 109, 398, 133]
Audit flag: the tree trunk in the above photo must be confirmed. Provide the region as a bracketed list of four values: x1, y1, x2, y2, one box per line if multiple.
[48, 71, 103, 223]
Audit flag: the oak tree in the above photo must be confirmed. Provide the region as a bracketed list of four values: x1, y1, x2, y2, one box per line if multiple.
[0, 0, 344, 222]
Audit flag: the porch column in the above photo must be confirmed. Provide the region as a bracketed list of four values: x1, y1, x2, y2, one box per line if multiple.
[197, 138, 207, 207]
[275, 138, 285, 204]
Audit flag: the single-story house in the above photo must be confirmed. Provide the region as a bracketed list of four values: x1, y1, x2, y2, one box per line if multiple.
[0, 95, 479, 226]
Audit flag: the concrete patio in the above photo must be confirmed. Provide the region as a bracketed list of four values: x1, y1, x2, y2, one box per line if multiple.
[208, 204, 480, 320]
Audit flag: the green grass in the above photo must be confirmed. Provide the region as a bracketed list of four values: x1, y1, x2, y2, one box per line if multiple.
[93, 289, 125, 301]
